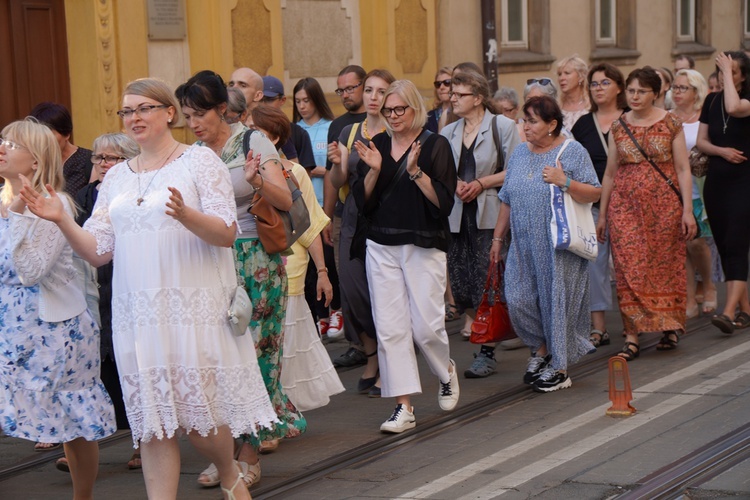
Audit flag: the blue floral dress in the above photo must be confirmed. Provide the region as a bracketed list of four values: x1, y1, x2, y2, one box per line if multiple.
[499, 140, 600, 370]
[0, 212, 117, 443]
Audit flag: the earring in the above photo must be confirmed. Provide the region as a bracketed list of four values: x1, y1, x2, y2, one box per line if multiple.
[168, 118, 172, 123]
[547, 131, 552, 136]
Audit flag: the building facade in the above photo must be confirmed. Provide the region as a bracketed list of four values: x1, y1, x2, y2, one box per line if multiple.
[1, 0, 748, 147]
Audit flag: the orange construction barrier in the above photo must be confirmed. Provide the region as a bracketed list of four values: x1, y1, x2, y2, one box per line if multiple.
[606, 356, 636, 417]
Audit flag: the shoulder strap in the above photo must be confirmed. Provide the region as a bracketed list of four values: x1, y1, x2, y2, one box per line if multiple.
[591, 113, 610, 152]
[491, 115, 504, 173]
[617, 117, 683, 205]
[380, 129, 433, 204]
[554, 138, 572, 165]
[346, 122, 360, 152]
[241, 129, 254, 158]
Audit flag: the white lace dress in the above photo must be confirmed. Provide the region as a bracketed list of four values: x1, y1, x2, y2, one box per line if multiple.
[83, 145, 278, 445]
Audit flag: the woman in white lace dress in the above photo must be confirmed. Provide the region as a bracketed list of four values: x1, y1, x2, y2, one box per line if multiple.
[1, 118, 117, 499]
[20, 78, 277, 500]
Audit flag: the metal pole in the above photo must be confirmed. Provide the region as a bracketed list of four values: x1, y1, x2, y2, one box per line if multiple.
[481, 0, 499, 93]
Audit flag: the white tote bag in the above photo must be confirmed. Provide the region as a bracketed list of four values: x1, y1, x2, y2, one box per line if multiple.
[549, 139, 598, 261]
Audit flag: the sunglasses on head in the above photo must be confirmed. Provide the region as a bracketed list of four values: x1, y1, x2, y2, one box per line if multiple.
[433, 79, 451, 89]
[527, 78, 553, 86]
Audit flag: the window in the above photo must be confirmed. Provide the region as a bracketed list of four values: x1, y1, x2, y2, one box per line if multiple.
[676, 0, 695, 42]
[595, 0, 616, 45]
[501, 0, 528, 49]
[745, 0, 750, 38]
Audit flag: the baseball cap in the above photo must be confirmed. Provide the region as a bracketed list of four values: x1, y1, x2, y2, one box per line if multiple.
[262, 76, 285, 98]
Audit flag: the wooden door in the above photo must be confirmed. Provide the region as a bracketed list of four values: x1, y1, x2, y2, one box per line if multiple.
[0, 0, 70, 130]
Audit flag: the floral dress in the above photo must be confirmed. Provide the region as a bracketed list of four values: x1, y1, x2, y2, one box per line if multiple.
[0, 206, 116, 443]
[499, 141, 599, 370]
[608, 114, 686, 335]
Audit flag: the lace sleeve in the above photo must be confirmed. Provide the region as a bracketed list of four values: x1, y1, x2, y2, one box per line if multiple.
[189, 147, 239, 228]
[83, 168, 116, 255]
[9, 197, 73, 286]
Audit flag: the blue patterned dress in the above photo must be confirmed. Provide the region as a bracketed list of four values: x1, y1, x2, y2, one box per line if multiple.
[499, 141, 600, 370]
[0, 211, 116, 443]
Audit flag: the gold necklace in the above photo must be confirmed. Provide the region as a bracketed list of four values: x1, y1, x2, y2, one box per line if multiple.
[362, 118, 384, 140]
[135, 143, 180, 206]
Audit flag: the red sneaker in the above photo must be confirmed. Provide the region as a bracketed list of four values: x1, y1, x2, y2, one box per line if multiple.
[327, 310, 345, 339]
[317, 318, 329, 337]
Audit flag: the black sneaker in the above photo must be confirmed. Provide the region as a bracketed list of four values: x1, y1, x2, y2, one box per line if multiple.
[333, 347, 367, 368]
[523, 354, 551, 385]
[532, 367, 572, 393]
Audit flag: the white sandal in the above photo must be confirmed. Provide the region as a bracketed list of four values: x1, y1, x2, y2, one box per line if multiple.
[239, 460, 261, 488]
[221, 471, 245, 500]
[197, 462, 221, 488]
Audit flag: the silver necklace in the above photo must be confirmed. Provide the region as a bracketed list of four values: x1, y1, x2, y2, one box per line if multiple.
[135, 143, 179, 206]
[720, 95, 730, 134]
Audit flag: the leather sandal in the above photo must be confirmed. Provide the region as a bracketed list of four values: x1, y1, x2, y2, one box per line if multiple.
[617, 341, 640, 361]
[445, 303, 461, 321]
[711, 314, 735, 334]
[589, 329, 610, 347]
[734, 312, 750, 329]
[221, 470, 245, 500]
[127, 452, 142, 470]
[656, 330, 679, 351]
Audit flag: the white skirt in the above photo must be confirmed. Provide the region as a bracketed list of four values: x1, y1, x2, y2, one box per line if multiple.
[281, 295, 345, 411]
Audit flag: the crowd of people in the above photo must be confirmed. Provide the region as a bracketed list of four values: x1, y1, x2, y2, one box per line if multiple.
[1, 48, 749, 499]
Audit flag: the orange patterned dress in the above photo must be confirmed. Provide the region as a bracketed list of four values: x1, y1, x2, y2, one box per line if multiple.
[608, 113, 686, 336]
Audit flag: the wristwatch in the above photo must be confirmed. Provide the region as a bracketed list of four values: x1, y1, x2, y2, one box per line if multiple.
[560, 176, 571, 192]
[409, 168, 424, 181]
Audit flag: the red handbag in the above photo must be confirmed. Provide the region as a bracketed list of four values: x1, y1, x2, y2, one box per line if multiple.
[470, 261, 515, 344]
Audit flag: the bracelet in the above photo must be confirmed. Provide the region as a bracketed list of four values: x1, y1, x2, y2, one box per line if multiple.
[492, 237, 503, 242]
[253, 175, 265, 191]
[474, 178, 485, 189]
[317, 267, 328, 274]
[409, 168, 423, 181]
[560, 176, 571, 192]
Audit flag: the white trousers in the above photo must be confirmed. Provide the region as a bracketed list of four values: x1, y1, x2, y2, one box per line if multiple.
[365, 240, 451, 398]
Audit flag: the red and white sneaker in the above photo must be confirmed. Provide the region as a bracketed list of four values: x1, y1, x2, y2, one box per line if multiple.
[326, 310, 345, 339]
[317, 318, 329, 337]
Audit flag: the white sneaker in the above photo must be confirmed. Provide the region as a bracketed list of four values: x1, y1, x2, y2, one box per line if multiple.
[438, 359, 460, 411]
[380, 404, 416, 433]
[326, 310, 345, 339]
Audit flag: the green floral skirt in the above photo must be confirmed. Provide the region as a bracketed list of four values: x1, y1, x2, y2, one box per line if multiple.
[235, 238, 306, 445]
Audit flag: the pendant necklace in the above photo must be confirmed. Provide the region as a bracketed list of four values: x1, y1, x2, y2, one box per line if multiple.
[135, 143, 180, 206]
[720, 95, 730, 134]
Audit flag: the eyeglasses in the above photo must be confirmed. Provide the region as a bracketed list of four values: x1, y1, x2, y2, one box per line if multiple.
[335, 81, 363, 96]
[381, 106, 410, 117]
[625, 88, 654, 97]
[0, 138, 26, 151]
[91, 154, 127, 164]
[449, 92, 474, 100]
[433, 79, 451, 89]
[527, 78, 553, 86]
[589, 79, 613, 89]
[670, 84, 693, 94]
[116, 105, 168, 119]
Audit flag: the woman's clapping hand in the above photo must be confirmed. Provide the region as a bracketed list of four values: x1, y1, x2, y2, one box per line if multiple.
[354, 140, 382, 173]
[18, 175, 65, 223]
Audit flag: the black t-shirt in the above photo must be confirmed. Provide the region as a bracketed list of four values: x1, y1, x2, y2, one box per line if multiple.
[571, 112, 614, 182]
[700, 91, 750, 172]
[326, 111, 367, 170]
[280, 123, 316, 168]
[352, 130, 457, 252]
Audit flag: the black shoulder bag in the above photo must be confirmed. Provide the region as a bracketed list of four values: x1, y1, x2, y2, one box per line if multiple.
[617, 117, 699, 237]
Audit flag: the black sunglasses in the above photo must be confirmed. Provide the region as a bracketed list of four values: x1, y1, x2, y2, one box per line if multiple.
[527, 78, 553, 86]
[433, 79, 451, 89]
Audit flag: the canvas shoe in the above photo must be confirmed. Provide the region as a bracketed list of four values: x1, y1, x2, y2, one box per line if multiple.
[438, 359, 460, 410]
[523, 354, 551, 385]
[317, 318, 329, 337]
[326, 310, 345, 339]
[532, 367, 572, 393]
[380, 404, 416, 433]
[464, 352, 497, 378]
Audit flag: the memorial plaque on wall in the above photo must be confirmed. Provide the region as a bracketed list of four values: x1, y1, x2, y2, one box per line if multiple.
[147, 0, 186, 40]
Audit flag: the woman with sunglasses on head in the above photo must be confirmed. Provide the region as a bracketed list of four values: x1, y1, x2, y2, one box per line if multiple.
[571, 63, 627, 348]
[426, 67, 453, 133]
[1, 118, 117, 500]
[329, 69, 395, 397]
[670, 69, 717, 319]
[440, 69, 520, 376]
[696, 51, 750, 334]
[597, 67, 697, 361]
[176, 70, 304, 492]
[352, 80, 458, 433]
[21, 77, 279, 500]
[556, 55, 590, 130]
[519, 78, 559, 141]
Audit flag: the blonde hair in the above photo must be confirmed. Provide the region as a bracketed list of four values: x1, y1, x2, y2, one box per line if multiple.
[1, 117, 64, 206]
[556, 54, 589, 105]
[382, 80, 427, 136]
[675, 69, 708, 111]
[123, 78, 181, 128]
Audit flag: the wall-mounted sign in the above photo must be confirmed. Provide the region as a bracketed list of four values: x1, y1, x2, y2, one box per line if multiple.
[147, 0, 186, 40]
